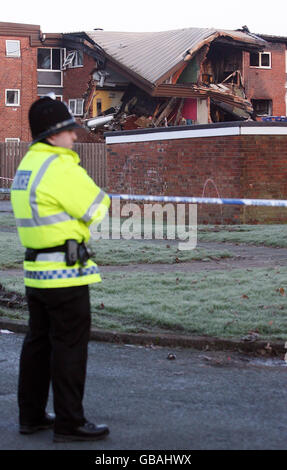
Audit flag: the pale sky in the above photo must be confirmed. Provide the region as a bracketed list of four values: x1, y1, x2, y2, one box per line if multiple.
[2, 0, 287, 37]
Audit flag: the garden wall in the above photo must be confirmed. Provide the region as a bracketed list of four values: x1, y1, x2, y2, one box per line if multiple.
[105, 122, 287, 224]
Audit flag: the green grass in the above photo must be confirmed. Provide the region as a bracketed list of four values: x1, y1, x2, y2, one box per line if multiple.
[198, 224, 287, 247]
[0, 231, 233, 269]
[1, 214, 287, 342]
[1, 212, 287, 247]
[1, 266, 287, 341]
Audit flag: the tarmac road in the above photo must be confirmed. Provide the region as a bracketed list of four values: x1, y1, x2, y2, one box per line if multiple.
[1, 331, 287, 454]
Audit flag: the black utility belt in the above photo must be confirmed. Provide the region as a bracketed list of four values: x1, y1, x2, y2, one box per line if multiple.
[25, 240, 92, 266]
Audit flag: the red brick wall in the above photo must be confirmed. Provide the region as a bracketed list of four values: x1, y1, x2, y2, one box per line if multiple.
[106, 125, 287, 224]
[0, 36, 37, 141]
[243, 43, 286, 117]
[63, 53, 99, 143]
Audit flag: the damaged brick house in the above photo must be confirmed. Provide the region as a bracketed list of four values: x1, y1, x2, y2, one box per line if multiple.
[0, 21, 286, 143]
[243, 32, 287, 119]
[62, 27, 268, 133]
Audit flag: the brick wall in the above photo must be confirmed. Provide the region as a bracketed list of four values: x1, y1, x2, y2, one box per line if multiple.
[243, 42, 286, 117]
[63, 53, 99, 143]
[0, 36, 37, 141]
[106, 123, 287, 224]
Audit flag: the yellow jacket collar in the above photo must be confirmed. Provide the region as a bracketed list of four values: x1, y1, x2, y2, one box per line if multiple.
[29, 142, 80, 163]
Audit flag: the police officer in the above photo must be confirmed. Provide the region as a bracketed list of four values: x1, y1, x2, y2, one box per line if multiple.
[11, 95, 110, 442]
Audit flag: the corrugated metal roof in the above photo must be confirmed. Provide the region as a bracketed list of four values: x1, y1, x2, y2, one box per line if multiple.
[84, 27, 266, 86]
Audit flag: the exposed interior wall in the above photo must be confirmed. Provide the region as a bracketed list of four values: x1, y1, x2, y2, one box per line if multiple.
[106, 124, 287, 224]
[196, 99, 209, 124]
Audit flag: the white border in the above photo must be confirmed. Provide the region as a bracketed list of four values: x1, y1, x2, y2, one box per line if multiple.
[106, 126, 240, 144]
[106, 125, 287, 144]
[241, 126, 287, 135]
[5, 89, 20, 106]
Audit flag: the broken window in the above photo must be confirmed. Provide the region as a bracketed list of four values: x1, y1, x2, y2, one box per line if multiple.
[250, 52, 271, 68]
[63, 50, 83, 68]
[251, 99, 272, 116]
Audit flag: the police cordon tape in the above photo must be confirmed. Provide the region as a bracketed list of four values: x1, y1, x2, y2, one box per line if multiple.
[109, 193, 287, 207]
[1, 187, 287, 207]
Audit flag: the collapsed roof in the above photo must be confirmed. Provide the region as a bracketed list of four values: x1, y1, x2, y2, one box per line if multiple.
[79, 27, 266, 89]
[63, 27, 267, 128]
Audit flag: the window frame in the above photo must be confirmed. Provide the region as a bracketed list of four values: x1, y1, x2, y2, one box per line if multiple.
[6, 40, 21, 58]
[37, 47, 63, 71]
[62, 50, 84, 68]
[5, 137, 20, 143]
[250, 51, 271, 69]
[37, 47, 64, 88]
[68, 98, 84, 116]
[251, 99, 272, 116]
[5, 89, 20, 106]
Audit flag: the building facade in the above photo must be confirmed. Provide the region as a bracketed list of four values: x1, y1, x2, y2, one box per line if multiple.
[0, 22, 287, 142]
[243, 35, 287, 119]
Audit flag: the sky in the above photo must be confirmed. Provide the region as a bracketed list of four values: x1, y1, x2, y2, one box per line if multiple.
[2, 0, 287, 37]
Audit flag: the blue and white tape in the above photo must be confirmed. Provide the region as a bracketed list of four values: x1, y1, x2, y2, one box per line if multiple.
[1, 187, 287, 207]
[109, 193, 287, 208]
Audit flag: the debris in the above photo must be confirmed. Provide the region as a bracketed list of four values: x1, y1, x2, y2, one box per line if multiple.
[241, 331, 260, 342]
[0, 285, 27, 310]
[277, 287, 285, 296]
[167, 352, 176, 360]
[0, 329, 13, 334]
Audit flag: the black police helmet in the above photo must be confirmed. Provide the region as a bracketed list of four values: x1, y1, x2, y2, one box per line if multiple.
[29, 94, 82, 143]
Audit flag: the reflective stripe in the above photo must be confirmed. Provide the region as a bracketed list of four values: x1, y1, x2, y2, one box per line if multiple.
[36, 252, 66, 262]
[16, 212, 72, 227]
[81, 189, 106, 222]
[24, 265, 99, 280]
[15, 154, 74, 228]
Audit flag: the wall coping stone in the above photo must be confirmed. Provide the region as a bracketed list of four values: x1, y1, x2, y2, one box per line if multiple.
[105, 121, 287, 144]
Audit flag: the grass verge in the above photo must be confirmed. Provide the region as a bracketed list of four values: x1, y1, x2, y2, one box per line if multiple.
[0, 231, 233, 269]
[1, 266, 287, 341]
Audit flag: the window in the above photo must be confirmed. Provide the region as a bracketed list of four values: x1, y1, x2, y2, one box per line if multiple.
[251, 99, 272, 116]
[37, 48, 63, 87]
[37, 48, 61, 70]
[62, 50, 83, 68]
[5, 138, 20, 143]
[96, 99, 102, 115]
[5, 89, 20, 106]
[38, 94, 63, 101]
[250, 52, 271, 68]
[69, 99, 84, 116]
[6, 40, 21, 57]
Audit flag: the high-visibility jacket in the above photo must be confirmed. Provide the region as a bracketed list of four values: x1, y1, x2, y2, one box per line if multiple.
[11, 142, 110, 288]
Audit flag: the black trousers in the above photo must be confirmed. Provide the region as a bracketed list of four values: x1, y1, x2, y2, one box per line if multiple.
[18, 285, 91, 433]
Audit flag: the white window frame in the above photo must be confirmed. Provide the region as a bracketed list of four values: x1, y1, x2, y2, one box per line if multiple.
[37, 48, 64, 88]
[37, 47, 63, 71]
[6, 40, 21, 57]
[62, 50, 83, 69]
[38, 94, 63, 101]
[5, 89, 20, 106]
[250, 51, 271, 69]
[5, 138, 20, 143]
[69, 98, 84, 116]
